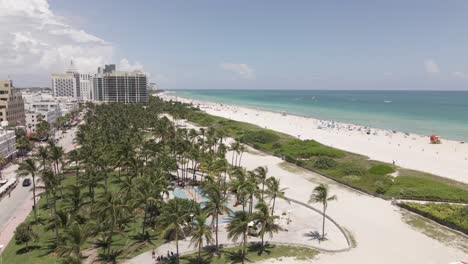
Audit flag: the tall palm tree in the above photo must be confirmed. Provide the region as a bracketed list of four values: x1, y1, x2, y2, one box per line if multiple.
[254, 166, 268, 201]
[18, 158, 40, 223]
[265, 177, 288, 215]
[56, 222, 90, 260]
[190, 212, 213, 262]
[203, 183, 232, 251]
[253, 201, 281, 247]
[227, 211, 251, 264]
[159, 199, 188, 263]
[308, 184, 337, 240]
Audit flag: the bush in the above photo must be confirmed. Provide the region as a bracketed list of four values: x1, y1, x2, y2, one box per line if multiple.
[400, 202, 468, 233]
[314, 157, 338, 170]
[343, 164, 366, 176]
[369, 164, 395, 175]
[272, 143, 282, 149]
[243, 130, 280, 144]
[375, 180, 390, 194]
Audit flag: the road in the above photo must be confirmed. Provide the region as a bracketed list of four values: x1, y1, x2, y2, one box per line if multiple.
[0, 124, 78, 249]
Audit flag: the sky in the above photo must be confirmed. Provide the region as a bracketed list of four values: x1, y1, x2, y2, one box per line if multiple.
[1, 0, 468, 90]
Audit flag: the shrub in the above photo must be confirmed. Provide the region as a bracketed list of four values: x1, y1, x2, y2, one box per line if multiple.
[272, 142, 282, 149]
[343, 164, 366, 176]
[314, 157, 338, 170]
[374, 180, 390, 194]
[243, 130, 280, 144]
[369, 164, 395, 175]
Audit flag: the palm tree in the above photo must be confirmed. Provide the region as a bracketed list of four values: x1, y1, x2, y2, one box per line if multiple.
[56, 222, 90, 260]
[190, 212, 213, 262]
[254, 166, 268, 201]
[227, 211, 251, 264]
[159, 199, 188, 263]
[203, 183, 232, 251]
[18, 158, 40, 223]
[265, 177, 288, 215]
[308, 184, 337, 240]
[253, 201, 281, 247]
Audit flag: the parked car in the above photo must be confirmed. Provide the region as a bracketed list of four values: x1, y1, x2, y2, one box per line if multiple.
[22, 178, 31, 187]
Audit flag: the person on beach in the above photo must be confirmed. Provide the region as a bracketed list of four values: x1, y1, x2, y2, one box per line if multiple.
[152, 249, 155, 259]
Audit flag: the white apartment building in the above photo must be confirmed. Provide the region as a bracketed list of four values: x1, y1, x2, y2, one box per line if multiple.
[0, 129, 16, 159]
[25, 109, 58, 134]
[51, 73, 77, 98]
[79, 73, 91, 101]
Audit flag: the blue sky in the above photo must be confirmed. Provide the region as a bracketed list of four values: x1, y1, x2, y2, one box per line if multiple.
[3, 0, 468, 89]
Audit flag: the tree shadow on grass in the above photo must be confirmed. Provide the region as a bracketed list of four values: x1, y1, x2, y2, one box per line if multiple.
[225, 249, 252, 264]
[38, 237, 59, 257]
[16, 245, 41, 255]
[247, 243, 274, 256]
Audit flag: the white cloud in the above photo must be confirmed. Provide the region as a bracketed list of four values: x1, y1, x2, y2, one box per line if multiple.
[383, 72, 393, 77]
[118, 58, 144, 72]
[424, 59, 440, 74]
[220, 63, 255, 80]
[452, 71, 467, 79]
[0, 0, 114, 85]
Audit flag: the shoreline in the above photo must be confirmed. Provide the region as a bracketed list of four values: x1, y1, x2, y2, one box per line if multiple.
[159, 93, 468, 184]
[165, 90, 468, 142]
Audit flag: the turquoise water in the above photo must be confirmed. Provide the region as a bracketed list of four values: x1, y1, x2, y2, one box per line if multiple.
[170, 90, 468, 141]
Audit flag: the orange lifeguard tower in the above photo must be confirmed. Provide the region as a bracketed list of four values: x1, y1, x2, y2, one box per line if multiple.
[430, 134, 441, 144]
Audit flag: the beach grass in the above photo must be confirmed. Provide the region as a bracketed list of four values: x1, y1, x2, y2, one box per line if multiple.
[160, 244, 319, 264]
[183, 106, 468, 202]
[399, 202, 468, 234]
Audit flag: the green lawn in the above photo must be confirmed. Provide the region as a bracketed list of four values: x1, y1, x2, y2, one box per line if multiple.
[183, 107, 468, 202]
[161, 244, 319, 264]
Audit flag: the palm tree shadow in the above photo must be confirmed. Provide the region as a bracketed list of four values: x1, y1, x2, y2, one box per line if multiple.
[16, 245, 41, 255]
[304, 231, 321, 241]
[225, 249, 252, 263]
[248, 243, 273, 256]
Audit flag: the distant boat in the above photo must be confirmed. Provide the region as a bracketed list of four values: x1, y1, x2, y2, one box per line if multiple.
[384, 100, 392, 103]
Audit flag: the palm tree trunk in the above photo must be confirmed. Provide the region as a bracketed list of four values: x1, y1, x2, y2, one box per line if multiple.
[271, 196, 276, 215]
[53, 195, 59, 244]
[175, 231, 180, 264]
[142, 204, 148, 236]
[322, 206, 326, 240]
[32, 174, 38, 223]
[242, 230, 247, 264]
[215, 213, 219, 250]
[198, 243, 202, 263]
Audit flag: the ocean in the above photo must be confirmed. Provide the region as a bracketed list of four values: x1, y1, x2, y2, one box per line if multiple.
[169, 90, 468, 141]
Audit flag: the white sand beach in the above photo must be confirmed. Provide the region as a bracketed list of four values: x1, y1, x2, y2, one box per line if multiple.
[160, 93, 468, 184]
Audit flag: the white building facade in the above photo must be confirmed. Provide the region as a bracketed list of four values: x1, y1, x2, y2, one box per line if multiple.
[51, 73, 77, 98]
[0, 129, 16, 159]
[79, 73, 91, 101]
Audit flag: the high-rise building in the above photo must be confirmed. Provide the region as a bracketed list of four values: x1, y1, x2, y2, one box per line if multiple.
[0, 80, 26, 126]
[91, 65, 148, 103]
[52, 60, 93, 100]
[51, 73, 77, 97]
[79, 73, 91, 100]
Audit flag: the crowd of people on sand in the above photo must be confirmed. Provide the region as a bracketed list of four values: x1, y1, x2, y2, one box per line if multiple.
[151, 249, 178, 263]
